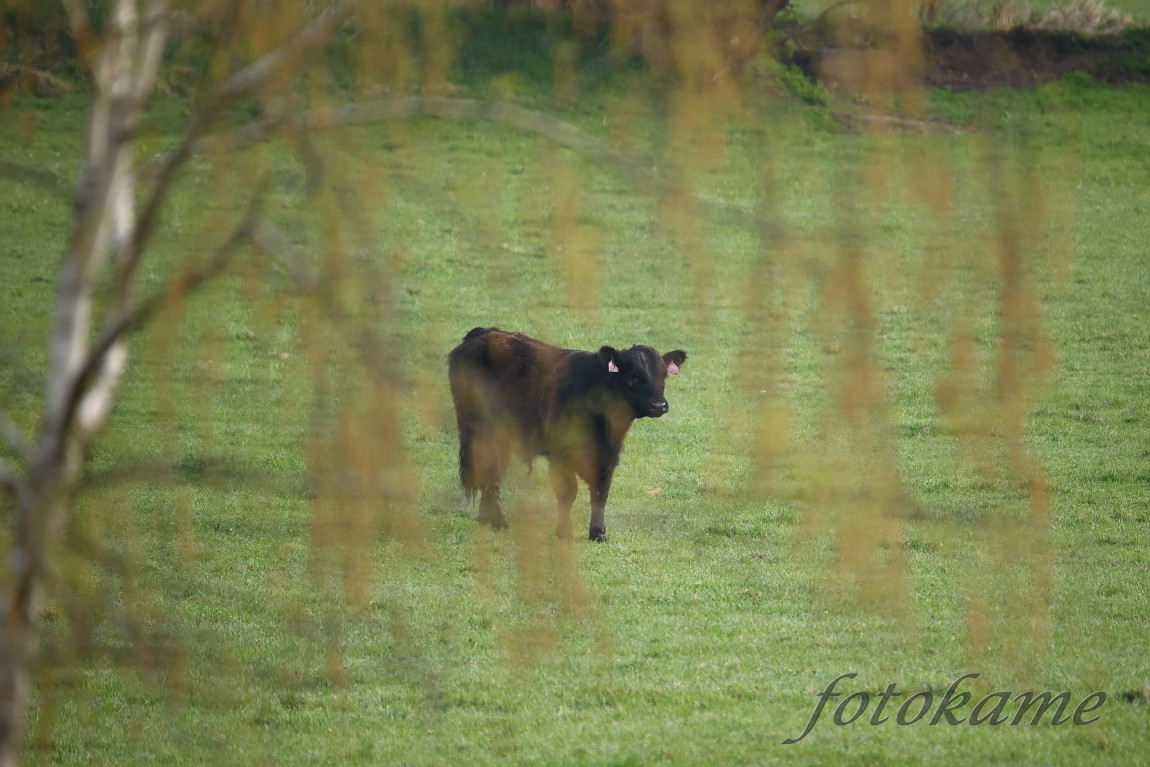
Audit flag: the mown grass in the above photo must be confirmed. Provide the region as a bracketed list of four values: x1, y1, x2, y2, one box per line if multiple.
[2, 52, 1150, 767]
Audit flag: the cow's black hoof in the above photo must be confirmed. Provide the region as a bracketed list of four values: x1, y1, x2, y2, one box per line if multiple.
[589, 527, 607, 543]
[478, 514, 509, 531]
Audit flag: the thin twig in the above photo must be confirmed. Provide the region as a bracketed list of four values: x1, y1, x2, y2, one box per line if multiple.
[52, 1, 344, 456]
[0, 410, 30, 461]
[119, 109, 213, 307]
[230, 97, 785, 231]
[59, 0, 89, 37]
[249, 218, 316, 288]
[139, 1, 351, 185]
[130, 0, 170, 108]
[0, 458, 21, 492]
[231, 97, 669, 196]
[125, 0, 338, 326]
[248, 217, 403, 390]
[219, 2, 353, 101]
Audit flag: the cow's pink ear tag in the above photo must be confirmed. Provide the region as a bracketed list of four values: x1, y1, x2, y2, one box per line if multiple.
[667, 362, 679, 376]
[608, 360, 619, 373]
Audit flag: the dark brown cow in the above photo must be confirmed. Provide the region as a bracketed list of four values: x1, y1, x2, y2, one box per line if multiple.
[448, 328, 687, 542]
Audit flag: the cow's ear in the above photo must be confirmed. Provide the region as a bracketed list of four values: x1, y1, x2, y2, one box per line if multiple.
[663, 350, 687, 376]
[599, 346, 621, 373]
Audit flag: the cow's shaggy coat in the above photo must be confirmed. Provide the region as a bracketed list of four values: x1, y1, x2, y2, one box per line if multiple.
[448, 328, 686, 541]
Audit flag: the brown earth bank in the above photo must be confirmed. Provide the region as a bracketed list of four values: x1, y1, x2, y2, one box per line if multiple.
[796, 27, 1150, 91]
[924, 27, 1147, 89]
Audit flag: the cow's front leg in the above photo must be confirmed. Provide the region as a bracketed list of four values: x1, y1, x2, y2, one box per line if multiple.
[549, 461, 577, 540]
[587, 465, 615, 543]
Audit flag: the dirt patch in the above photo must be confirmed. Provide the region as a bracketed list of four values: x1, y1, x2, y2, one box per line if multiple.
[796, 27, 1149, 92]
[923, 28, 1138, 90]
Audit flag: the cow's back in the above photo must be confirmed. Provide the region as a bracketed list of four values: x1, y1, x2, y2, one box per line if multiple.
[448, 328, 566, 449]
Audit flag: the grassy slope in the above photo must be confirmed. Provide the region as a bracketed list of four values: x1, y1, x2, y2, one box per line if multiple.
[2, 72, 1149, 765]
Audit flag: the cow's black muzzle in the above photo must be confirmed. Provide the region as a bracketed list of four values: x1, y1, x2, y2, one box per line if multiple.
[647, 400, 669, 417]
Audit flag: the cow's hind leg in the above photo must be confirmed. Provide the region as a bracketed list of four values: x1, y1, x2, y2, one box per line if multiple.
[474, 431, 510, 530]
[549, 461, 577, 540]
[477, 486, 508, 530]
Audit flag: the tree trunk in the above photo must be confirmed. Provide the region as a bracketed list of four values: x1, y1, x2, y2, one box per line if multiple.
[0, 1, 167, 762]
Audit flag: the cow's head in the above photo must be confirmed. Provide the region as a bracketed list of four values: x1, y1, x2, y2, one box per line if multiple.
[599, 345, 687, 418]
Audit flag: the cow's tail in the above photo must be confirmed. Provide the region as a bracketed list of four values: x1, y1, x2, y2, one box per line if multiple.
[457, 417, 479, 501]
[449, 352, 481, 502]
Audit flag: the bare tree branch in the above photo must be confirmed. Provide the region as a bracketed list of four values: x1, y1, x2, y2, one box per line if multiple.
[41, 0, 327, 458]
[131, 0, 352, 282]
[44, 0, 139, 438]
[40, 0, 166, 471]
[0, 411, 30, 463]
[107, 0, 171, 337]
[44, 0, 354, 468]
[72, 343, 128, 442]
[2, 4, 357, 764]
[2, 2, 166, 757]
[131, 0, 169, 108]
[75, 0, 344, 445]
[249, 217, 402, 390]
[230, 97, 669, 196]
[58, 216, 257, 457]
[219, 2, 353, 101]
[59, 0, 91, 42]
[123, 107, 214, 284]
[0, 459, 21, 493]
[226, 98, 785, 233]
[138, 3, 353, 187]
[0, 411, 29, 457]
[249, 218, 318, 290]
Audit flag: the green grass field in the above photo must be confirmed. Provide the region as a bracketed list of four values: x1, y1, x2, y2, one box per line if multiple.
[2, 34, 1150, 767]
